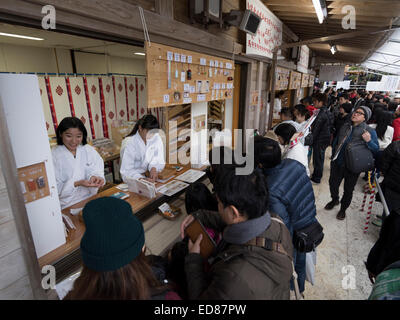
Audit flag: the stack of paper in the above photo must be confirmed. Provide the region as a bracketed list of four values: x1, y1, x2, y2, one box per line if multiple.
[157, 180, 189, 197]
[175, 169, 206, 184]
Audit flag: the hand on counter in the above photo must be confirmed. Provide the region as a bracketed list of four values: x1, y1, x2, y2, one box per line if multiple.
[74, 177, 103, 188]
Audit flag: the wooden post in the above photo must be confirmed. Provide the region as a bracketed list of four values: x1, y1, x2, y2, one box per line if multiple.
[268, 50, 278, 130]
[155, 0, 174, 19]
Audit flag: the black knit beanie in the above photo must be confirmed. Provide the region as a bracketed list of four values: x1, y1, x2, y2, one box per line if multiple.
[80, 197, 145, 272]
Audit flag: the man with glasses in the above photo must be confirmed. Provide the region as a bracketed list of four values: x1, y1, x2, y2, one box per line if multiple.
[324, 106, 379, 220]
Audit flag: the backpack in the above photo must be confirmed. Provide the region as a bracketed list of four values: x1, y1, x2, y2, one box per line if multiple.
[345, 141, 375, 174]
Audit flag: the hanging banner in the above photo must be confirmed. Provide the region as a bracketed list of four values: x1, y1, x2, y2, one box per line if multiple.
[38, 77, 55, 136]
[318, 65, 346, 82]
[246, 0, 283, 59]
[336, 80, 351, 90]
[297, 45, 310, 74]
[68, 77, 93, 140]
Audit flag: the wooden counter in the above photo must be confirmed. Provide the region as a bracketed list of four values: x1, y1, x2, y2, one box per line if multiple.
[38, 165, 207, 274]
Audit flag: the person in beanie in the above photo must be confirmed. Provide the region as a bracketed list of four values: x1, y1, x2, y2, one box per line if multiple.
[64, 197, 180, 300]
[325, 106, 379, 220]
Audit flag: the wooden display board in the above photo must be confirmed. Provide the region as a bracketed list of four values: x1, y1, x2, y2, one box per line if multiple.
[289, 71, 302, 90]
[17, 162, 50, 204]
[146, 42, 234, 108]
[274, 67, 290, 91]
[309, 75, 315, 87]
[301, 74, 310, 88]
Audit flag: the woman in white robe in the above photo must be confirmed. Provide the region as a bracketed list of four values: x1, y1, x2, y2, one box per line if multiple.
[275, 122, 310, 177]
[52, 117, 105, 209]
[120, 114, 165, 182]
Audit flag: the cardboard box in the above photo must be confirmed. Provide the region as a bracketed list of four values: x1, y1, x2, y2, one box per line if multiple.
[111, 126, 131, 147]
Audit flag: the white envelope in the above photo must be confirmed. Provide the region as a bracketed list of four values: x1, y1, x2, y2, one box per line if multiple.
[126, 178, 156, 199]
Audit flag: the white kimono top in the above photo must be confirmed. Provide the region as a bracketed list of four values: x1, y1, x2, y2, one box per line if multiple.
[120, 132, 165, 181]
[52, 144, 105, 209]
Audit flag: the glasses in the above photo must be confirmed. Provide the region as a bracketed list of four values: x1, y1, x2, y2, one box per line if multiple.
[353, 111, 365, 116]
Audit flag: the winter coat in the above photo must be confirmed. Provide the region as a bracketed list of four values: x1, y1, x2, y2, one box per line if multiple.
[263, 159, 318, 235]
[311, 106, 333, 147]
[333, 113, 351, 140]
[331, 121, 379, 167]
[184, 210, 293, 300]
[393, 117, 400, 142]
[366, 209, 400, 277]
[381, 141, 400, 194]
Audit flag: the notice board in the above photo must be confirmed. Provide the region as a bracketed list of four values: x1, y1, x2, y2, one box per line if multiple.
[146, 42, 234, 108]
[289, 71, 302, 90]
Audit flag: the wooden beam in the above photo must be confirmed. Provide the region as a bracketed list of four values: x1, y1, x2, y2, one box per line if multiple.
[4, 0, 236, 55]
[280, 26, 399, 49]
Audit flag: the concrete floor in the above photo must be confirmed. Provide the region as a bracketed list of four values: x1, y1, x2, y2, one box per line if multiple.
[304, 147, 381, 300]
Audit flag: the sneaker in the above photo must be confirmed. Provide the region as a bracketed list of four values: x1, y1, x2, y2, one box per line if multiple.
[336, 210, 346, 220]
[325, 199, 339, 210]
[310, 178, 320, 184]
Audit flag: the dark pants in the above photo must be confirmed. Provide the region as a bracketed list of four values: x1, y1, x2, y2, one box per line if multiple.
[311, 143, 328, 182]
[329, 161, 360, 211]
[382, 187, 400, 220]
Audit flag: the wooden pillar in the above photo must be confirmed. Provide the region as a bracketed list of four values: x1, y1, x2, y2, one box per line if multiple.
[268, 50, 278, 130]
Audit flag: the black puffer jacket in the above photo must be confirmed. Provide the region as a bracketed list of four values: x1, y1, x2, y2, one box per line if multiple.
[381, 141, 400, 194]
[311, 106, 333, 146]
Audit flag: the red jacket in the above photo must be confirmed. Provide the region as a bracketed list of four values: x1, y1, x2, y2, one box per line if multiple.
[393, 117, 400, 142]
[306, 105, 316, 117]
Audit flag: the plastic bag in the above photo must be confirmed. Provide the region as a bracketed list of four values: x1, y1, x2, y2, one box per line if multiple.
[306, 250, 317, 285]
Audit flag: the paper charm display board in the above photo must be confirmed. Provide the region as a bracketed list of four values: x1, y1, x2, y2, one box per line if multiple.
[113, 76, 128, 121]
[85, 77, 104, 139]
[18, 162, 50, 204]
[100, 76, 117, 137]
[289, 71, 302, 90]
[145, 42, 234, 108]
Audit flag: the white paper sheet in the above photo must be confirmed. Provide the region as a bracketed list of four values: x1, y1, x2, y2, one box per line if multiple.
[175, 169, 206, 184]
[157, 180, 189, 197]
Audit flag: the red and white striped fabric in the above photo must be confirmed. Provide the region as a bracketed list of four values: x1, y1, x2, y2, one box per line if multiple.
[125, 76, 137, 121]
[113, 76, 128, 121]
[99, 76, 116, 139]
[68, 77, 93, 140]
[85, 76, 104, 139]
[137, 77, 148, 118]
[38, 77, 56, 136]
[48, 76, 72, 127]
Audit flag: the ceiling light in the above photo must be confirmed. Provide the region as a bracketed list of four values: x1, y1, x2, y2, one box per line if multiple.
[134, 52, 145, 56]
[312, 0, 328, 24]
[330, 45, 337, 55]
[0, 32, 44, 41]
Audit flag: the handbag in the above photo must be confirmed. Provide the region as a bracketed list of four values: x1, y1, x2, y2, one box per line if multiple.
[345, 142, 375, 174]
[293, 221, 324, 253]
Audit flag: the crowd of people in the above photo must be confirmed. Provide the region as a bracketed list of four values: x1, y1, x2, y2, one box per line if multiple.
[59, 87, 400, 300]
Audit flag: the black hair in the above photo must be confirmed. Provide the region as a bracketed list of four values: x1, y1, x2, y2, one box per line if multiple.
[207, 147, 235, 186]
[184, 182, 218, 214]
[280, 107, 294, 119]
[274, 123, 297, 145]
[166, 239, 189, 300]
[126, 114, 159, 137]
[313, 93, 328, 105]
[214, 165, 269, 220]
[254, 136, 282, 169]
[56, 117, 87, 145]
[383, 97, 390, 104]
[294, 104, 310, 120]
[277, 90, 285, 98]
[339, 93, 349, 101]
[340, 102, 353, 114]
[388, 101, 398, 112]
[303, 96, 313, 105]
[375, 111, 393, 140]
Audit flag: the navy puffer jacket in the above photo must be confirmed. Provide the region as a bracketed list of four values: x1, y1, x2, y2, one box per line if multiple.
[263, 159, 318, 235]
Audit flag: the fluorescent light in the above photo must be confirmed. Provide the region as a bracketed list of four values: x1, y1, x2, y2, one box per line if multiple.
[134, 52, 145, 56]
[312, 0, 327, 24]
[0, 32, 44, 41]
[330, 45, 337, 55]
